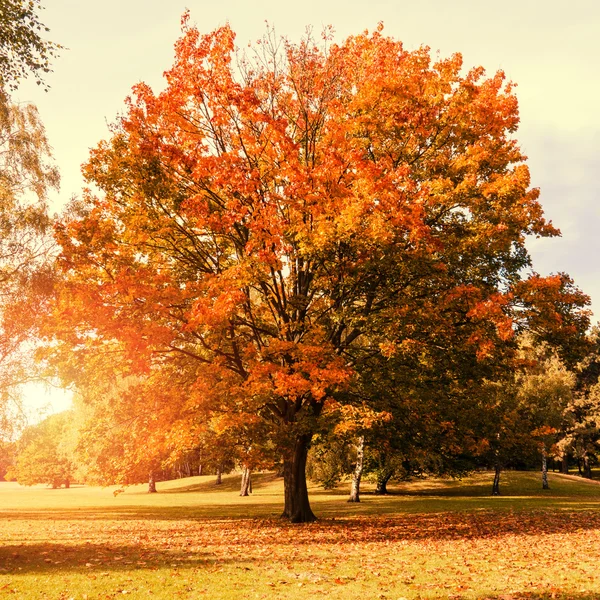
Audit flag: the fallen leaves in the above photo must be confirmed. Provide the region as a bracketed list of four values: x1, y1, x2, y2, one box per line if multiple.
[1, 509, 600, 598]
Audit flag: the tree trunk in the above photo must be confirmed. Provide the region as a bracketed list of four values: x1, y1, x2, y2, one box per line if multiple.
[198, 463, 202, 476]
[492, 464, 501, 495]
[281, 434, 316, 523]
[541, 445, 549, 489]
[215, 466, 222, 485]
[561, 455, 568, 474]
[240, 467, 252, 496]
[348, 436, 365, 503]
[584, 455, 592, 479]
[148, 471, 157, 493]
[64, 479, 70, 489]
[374, 471, 393, 495]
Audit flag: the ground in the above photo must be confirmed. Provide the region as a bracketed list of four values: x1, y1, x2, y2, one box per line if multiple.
[1, 471, 600, 599]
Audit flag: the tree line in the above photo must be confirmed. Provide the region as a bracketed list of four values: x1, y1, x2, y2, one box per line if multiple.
[4, 330, 600, 499]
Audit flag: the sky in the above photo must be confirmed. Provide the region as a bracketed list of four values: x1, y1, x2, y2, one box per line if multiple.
[16, 0, 600, 416]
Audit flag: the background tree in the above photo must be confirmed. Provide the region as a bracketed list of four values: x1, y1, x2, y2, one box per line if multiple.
[72, 364, 190, 493]
[0, 90, 58, 433]
[514, 339, 576, 489]
[49, 20, 588, 521]
[0, 0, 60, 91]
[9, 410, 76, 487]
[0, 438, 15, 480]
[559, 383, 600, 478]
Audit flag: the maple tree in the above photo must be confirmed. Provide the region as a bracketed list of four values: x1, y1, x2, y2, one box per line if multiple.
[50, 17, 589, 521]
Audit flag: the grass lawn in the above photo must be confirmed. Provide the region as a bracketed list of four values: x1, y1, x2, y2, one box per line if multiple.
[1, 471, 600, 599]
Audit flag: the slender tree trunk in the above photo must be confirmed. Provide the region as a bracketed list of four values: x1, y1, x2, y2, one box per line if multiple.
[577, 458, 583, 476]
[492, 464, 501, 496]
[240, 467, 252, 496]
[348, 436, 365, 503]
[541, 445, 549, 489]
[584, 455, 592, 479]
[281, 434, 316, 523]
[148, 471, 157, 493]
[375, 471, 393, 495]
[198, 463, 202, 476]
[215, 466, 222, 485]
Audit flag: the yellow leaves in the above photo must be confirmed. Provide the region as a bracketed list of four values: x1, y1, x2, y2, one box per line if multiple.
[378, 340, 397, 358]
[332, 404, 392, 434]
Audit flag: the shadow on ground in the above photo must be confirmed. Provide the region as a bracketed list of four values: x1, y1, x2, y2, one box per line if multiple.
[0, 541, 238, 575]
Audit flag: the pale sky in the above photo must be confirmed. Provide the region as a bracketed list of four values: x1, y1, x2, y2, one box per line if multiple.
[17, 0, 600, 415]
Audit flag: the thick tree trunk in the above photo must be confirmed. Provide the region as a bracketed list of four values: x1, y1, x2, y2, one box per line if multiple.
[148, 471, 157, 493]
[240, 467, 252, 496]
[561, 455, 568, 474]
[64, 479, 70, 489]
[492, 464, 501, 496]
[281, 434, 316, 523]
[374, 471, 393, 495]
[541, 445, 549, 489]
[215, 466, 222, 485]
[348, 436, 365, 503]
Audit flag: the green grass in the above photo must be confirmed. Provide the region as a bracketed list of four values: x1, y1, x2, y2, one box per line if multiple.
[1, 471, 600, 599]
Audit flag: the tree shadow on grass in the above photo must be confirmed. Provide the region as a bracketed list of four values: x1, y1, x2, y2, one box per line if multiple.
[3, 504, 600, 544]
[128, 473, 282, 496]
[0, 541, 241, 575]
[156, 472, 279, 495]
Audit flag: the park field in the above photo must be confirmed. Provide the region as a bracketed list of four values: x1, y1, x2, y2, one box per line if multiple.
[1, 472, 600, 599]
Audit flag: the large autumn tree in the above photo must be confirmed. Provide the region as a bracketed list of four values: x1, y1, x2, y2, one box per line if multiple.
[50, 18, 588, 521]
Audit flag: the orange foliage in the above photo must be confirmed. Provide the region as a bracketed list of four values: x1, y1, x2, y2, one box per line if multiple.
[46, 18, 589, 520]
